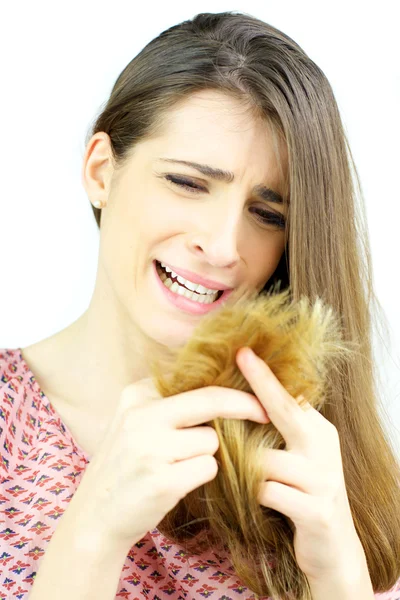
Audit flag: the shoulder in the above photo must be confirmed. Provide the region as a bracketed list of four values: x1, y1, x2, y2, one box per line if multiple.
[0, 347, 42, 465]
[0, 347, 24, 385]
[0, 348, 27, 408]
[0, 347, 35, 411]
[0, 348, 29, 413]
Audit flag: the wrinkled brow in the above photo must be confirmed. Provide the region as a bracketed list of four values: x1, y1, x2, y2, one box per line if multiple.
[157, 157, 286, 205]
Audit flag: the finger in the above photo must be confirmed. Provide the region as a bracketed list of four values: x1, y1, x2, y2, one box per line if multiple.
[258, 480, 317, 524]
[260, 448, 320, 494]
[168, 426, 220, 462]
[146, 386, 270, 429]
[237, 347, 309, 447]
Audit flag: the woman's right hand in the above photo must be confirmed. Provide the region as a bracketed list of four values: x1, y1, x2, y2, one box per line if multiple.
[63, 378, 268, 550]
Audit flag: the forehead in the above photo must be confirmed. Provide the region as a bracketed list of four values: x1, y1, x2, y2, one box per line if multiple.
[148, 90, 288, 195]
[160, 90, 272, 140]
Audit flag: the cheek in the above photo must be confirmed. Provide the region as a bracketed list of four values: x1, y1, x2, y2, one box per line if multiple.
[252, 235, 286, 288]
[99, 208, 142, 291]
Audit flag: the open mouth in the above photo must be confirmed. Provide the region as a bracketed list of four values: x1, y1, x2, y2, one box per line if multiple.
[155, 260, 224, 302]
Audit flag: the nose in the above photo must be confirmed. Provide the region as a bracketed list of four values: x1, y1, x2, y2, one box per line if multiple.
[188, 201, 242, 269]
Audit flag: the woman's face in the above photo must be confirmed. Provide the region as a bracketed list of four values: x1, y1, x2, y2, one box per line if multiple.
[83, 90, 288, 349]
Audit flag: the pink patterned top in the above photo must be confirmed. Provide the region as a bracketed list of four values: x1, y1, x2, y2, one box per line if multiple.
[1, 347, 399, 599]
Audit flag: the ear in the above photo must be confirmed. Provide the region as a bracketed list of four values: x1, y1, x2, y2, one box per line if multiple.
[82, 132, 114, 207]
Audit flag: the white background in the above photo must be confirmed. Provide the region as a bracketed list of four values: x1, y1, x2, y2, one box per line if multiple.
[1, 1, 399, 457]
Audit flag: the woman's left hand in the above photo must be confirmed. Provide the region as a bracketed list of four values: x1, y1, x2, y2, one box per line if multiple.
[236, 346, 367, 584]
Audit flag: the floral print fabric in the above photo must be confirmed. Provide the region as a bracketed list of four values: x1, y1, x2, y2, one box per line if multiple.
[1, 348, 399, 599]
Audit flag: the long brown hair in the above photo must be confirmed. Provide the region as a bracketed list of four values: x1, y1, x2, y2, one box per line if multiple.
[84, 11, 400, 597]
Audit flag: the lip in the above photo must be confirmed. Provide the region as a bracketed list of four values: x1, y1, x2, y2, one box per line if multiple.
[156, 260, 233, 291]
[153, 260, 234, 316]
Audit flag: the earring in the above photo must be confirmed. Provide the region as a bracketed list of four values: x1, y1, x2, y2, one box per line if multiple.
[93, 200, 104, 209]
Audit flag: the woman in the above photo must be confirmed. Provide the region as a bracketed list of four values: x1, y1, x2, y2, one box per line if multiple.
[1, 10, 399, 600]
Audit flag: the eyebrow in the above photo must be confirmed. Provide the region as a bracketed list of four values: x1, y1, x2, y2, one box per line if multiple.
[156, 157, 285, 205]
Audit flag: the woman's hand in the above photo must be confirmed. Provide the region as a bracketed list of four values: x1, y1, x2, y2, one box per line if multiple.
[236, 346, 367, 584]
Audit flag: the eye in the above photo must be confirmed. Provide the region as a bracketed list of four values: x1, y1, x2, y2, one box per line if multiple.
[250, 207, 286, 230]
[164, 174, 205, 193]
[164, 174, 286, 230]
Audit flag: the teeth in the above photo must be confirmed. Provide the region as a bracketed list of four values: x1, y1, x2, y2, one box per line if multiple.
[170, 281, 215, 303]
[157, 262, 220, 304]
[160, 262, 219, 295]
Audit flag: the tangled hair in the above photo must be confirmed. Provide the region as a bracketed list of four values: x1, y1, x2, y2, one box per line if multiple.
[147, 287, 357, 598]
[84, 11, 400, 598]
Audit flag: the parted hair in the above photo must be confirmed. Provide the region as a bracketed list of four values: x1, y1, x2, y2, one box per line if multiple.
[84, 11, 400, 598]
